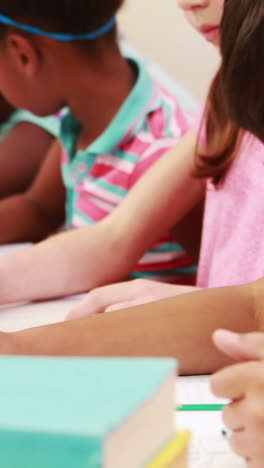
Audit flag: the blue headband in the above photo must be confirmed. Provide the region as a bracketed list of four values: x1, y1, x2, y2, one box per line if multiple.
[0, 14, 116, 41]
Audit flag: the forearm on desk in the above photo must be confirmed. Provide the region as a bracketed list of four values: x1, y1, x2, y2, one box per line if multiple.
[0, 133, 205, 304]
[3, 280, 263, 374]
[0, 220, 138, 304]
[0, 196, 202, 305]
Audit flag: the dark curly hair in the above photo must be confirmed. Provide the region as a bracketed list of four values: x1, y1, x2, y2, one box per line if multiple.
[0, 0, 124, 40]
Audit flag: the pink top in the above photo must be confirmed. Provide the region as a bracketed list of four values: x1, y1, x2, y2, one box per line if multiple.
[197, 130, 264, 288]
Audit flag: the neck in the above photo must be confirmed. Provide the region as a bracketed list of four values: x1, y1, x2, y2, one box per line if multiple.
[54, 44, 136, 147]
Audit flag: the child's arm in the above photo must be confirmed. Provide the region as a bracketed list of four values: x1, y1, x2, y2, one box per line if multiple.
[109, 129, 205, 264]
[0, 279, 263, 375]
[212, 330, 264, 464]
[0, 129, 205, 304]
[64, 197, 205, 320]
[0, 121, 54, 199]
[0, 140, 65, 244]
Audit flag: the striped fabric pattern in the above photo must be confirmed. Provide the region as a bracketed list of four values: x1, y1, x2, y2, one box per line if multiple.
[60, 57, 197, 284]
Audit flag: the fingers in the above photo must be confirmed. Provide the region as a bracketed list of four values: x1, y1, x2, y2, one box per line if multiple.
[229, 428, 264, 462]
[212, 360, 264, 467]
[104, 286, 190, 313]
[106, 301, 138, 313]
[222, 400, 245, 431]
[105, 296, 155, 313]
[228, 429, 252, 460]
[66, 279, 178, 320]
[221, 399, 264, 464]
[66, 281, 136, 320]
[66, 288, 111, 320]
[66, 307, 94, 321]
[213, 330, 264, 361]
[66, 299, 96, 320]
[211, 361, 262, 400]
[247, 460, 264, 468]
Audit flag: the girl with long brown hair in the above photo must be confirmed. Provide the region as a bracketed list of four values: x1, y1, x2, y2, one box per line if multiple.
[1, 2, 264, 464]
[65, 0, 264, 317]
[0, 0, 263, 318]
[0, 0, 264, 370]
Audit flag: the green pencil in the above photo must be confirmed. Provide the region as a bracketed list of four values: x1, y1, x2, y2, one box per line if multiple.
[176, 404, 225, 411]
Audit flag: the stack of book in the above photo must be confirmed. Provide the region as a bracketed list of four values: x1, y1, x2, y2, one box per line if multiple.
[0, 356, 190, 467]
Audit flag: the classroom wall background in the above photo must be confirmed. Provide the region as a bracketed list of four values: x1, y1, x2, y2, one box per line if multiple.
[118, 0, 220, 103]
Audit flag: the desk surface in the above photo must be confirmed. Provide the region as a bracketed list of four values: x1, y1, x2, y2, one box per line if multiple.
[0, 298, 246, 467]
[177, 377, 245, 467]
[0, 242, 245, 468]
[0, 296, 84, 332]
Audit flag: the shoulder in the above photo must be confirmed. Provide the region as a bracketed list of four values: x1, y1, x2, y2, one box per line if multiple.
[129, 56, 194, 139]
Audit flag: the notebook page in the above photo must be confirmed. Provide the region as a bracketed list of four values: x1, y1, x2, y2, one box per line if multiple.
[176, 376, 245, 467]
[177, 375, 228, 405]
[0, 296, 84, 332]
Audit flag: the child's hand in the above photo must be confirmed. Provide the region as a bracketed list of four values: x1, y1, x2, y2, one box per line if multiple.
[66, 279, 198, 320]
[211, 330, 264, 467]
[213, 330, 264, 361]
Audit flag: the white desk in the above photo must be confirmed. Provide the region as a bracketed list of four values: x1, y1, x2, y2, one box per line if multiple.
[0, 241, 246, 467]
[177, 377, 245, 467]
[0, 298, 246, 467]
[0, 296, 84, 332]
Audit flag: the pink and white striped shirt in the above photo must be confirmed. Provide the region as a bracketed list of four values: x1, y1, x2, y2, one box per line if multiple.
[60, 57, 197, 284]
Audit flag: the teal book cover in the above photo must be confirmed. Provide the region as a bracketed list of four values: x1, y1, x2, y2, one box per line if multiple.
[0, 356, 176, 468]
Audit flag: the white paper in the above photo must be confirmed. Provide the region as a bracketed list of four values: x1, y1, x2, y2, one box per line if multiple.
[176, 376, 245, 467]
[177, 375, 228, 405]
[0, 296, 84, 332]
[0, 247, 248, 468]
[0, 243, 32, 256]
